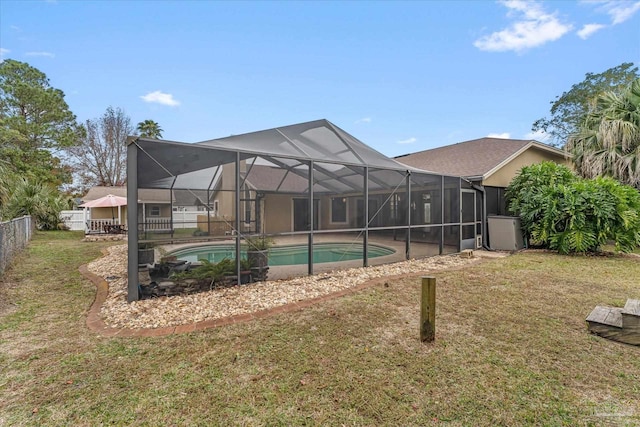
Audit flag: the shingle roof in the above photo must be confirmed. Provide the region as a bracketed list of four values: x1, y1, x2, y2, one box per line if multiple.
[394, 137, 563, 179]
[82, 186, 126, 200]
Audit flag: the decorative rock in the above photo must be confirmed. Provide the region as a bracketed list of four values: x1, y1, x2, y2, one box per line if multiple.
[89, 244, 482, 330]
[158, 281, 175, 289]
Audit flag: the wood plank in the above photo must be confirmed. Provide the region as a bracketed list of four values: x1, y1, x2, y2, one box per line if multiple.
[586, 306, 609, 324]
[589, 325, 640, 345]
[623, 299, 640, 316]
[587, 303, 640, 346]
[586, 306, 623, 327]
[604, 309, 623, 327]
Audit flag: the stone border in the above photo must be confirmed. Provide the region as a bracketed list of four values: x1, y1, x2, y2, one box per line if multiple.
[81, 249, 489, 338]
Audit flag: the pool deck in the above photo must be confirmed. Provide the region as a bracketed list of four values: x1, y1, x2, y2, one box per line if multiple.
[159, 233, 456, 281]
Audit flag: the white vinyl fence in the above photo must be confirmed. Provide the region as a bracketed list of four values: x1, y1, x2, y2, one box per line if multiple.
[59, 210, 86, 231]
[60, 210, 206, 233]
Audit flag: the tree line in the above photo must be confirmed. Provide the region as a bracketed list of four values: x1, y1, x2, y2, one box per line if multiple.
[1, 58, 639, 231]
[0, 59, 163, 226]
[533, 62, 639, 189]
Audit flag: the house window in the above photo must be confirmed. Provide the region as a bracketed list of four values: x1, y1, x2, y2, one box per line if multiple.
[149, 205, 161, 217]
[331, 197, 347, 223]
[212, 200, 219, 216]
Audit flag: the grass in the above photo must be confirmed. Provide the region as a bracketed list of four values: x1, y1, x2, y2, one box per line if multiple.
[1, 231, 640, 426]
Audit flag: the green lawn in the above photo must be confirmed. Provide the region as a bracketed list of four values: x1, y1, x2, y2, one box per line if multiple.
[1, 231, 639, 426]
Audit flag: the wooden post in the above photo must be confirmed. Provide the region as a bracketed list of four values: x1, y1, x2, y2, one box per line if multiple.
[420, 276, 436, 342]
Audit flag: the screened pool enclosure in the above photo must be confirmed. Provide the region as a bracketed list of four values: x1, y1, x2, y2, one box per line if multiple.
[126, 120, 483, 301]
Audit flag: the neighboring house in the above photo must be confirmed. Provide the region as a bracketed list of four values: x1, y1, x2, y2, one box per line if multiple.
[81, 186, 206, 232]
[394, 137, 570, 216]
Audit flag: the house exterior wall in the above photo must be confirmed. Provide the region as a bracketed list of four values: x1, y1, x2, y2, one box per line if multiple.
[215, 190, 235, 218]
[482, 149, 569, 188]
[89, 206, 128, 222]
[319, 195, 354, 230]
[262, 193, 358, 234]
[142, 204, 172, 218]
[263, 194, 294, 234]
[219, 163, 237, 218]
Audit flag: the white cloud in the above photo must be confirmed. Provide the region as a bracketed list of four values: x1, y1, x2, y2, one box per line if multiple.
[10, 25, 21, 31]
[474, 0, 573, 52]
[355, 117, 372, 124]
[0, 48, 10, 60]
[524, 129, 550, 142]
[396, 137, 417, 144]
[577, 23, 606, 38]
[487, 132, 511, 139]
[594, 0, 640, 24]
[140, 90, 180, 107]
[25, 51, 55, 58]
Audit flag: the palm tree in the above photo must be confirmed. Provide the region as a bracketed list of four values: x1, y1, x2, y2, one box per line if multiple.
[567, 78, 640, 188]
[136, 120, 163, 139]
[3, 177, 68, 229]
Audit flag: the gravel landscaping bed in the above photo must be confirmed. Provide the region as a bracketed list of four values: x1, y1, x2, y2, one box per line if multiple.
[88, 244, 481, 329]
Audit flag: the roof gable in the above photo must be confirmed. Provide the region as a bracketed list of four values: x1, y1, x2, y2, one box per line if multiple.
[395, 137, 565, 179]
[82, 186, 126, 201]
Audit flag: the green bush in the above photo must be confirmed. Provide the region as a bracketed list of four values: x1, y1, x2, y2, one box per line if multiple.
[506, 162, 640, 253]
[172, 257, 253, 282]
[2, 177, 69, 229]
[243, 235, 274, 251]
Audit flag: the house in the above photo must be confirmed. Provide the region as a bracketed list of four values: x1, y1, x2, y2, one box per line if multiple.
[395, 137, 570, 216]
[81, 186, 204, 233]
[125, 119, 496, 300]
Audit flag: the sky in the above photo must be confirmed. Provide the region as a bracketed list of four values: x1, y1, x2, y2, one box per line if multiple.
[1, 0, 639, 158]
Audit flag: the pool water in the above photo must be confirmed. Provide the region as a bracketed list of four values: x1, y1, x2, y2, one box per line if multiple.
[170, 243, 395, 266]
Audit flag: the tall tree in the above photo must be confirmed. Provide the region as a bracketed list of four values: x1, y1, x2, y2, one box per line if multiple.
[566, 78, 640, 188]
[533, 62, 638, 147]
[136, 119, 163, 139]
[0, 59, 79, 186]
[67, 106, 133, 188]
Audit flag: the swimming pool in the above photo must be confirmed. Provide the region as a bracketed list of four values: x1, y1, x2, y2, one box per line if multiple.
[170, 243, 395, 266]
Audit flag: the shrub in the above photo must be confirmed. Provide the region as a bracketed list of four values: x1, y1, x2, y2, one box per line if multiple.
[172, 257, 253, 282]
[244, 235, 274, 251]
[506, 162, 640, 253]
[2, 177, 69, 229]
